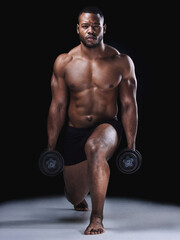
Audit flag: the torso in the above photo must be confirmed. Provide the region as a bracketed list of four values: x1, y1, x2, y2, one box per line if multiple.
[61, 44, 125, 128]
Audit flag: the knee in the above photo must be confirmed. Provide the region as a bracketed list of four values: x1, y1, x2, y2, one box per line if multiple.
[64, 187, 81, 206]
[85, 139, 110, 177]
[85, 138, 106, 161]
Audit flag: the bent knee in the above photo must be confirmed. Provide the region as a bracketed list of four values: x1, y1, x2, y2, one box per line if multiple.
[64, 187, 86, 206]
[85, 127, 118, 161]
[85, 138, 107, 160]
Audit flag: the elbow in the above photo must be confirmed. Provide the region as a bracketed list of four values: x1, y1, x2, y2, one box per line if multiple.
[121, 100, 138, 115]
[121, 100, 132, 112]
[57, 101, 67, 111]
[50, 100, 67, 113]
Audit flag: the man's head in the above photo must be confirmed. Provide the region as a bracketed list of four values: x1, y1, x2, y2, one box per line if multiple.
[77, 6, 106, 48]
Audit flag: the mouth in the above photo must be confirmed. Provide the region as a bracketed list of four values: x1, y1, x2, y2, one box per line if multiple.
[86, 35, 97, 40]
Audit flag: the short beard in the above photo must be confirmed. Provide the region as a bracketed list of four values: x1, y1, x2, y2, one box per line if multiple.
[79, 35, 103, 49]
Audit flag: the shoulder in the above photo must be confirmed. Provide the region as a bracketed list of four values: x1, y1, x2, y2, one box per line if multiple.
[119, 53, 135, 68]
[118, 54, 135, 78]
[53, 53, 72, 73]
[105, 45, 134, 66]
[105, 44, 135, 77]
[104, 44, 120, 58]
[107, 45, 136, 82]
[53, 45, 80, 75]
[118, 54, 136, 81]
[113, 50, 135, 77]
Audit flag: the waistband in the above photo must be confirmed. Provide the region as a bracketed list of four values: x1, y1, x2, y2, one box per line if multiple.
[67, 116, 119, 132]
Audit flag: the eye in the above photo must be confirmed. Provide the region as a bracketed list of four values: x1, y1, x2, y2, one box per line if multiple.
[82, 25, 88, 28]
[93, 25, 100, 29]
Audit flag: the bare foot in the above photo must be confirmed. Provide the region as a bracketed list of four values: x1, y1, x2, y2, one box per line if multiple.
[74, 199, 89, 211]
[84, 216, 105, 235]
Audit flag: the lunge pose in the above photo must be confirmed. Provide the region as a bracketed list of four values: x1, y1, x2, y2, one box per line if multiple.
[47, 6, 138, 235]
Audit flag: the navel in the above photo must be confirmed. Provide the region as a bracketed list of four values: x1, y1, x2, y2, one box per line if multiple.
[109, 84, 114, 88]
[86, 115, 93, 121]
[70, 84, 75, 89]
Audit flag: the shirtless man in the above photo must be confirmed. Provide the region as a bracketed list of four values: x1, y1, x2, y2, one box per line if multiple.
[47, 6, 138, 235]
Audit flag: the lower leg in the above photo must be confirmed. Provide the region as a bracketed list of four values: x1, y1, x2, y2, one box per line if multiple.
[84, 155, 110, 234]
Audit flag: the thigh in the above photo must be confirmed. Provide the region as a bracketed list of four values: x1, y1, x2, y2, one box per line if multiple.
[63, 160, 89, 200]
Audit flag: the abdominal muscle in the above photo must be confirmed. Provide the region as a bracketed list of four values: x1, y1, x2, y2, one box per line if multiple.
[68, 88, 118, 128]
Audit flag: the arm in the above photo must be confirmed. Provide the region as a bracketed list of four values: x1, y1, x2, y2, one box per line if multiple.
[119, 55, 138, 150]
[47, 54, 69, 150]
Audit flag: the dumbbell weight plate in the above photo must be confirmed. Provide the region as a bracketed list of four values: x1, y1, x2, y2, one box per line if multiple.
[134, 149, 142, 171]
[116, 149, 142, 174]
[39, 150, 64, 176]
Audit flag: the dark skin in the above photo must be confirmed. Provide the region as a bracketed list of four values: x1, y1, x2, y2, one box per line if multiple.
[47, 12, 138, 235]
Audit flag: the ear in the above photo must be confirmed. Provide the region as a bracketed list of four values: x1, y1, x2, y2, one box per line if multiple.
[103, 24, 107, 34]
[77, 24, 80, 34]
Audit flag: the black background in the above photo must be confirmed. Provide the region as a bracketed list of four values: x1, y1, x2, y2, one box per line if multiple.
[2, 1, 180, 205]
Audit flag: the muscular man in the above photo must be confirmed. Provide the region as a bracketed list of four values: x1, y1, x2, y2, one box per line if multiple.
[47, 6, 138, 235]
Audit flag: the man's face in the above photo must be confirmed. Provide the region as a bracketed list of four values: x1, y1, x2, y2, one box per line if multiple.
[77, 13, 106, 48]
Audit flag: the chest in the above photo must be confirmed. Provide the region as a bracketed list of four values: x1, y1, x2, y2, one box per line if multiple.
[64, 58, 122, 91]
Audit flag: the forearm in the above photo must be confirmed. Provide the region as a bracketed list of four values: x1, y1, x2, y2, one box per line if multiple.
[121, 102, 138, 150]
[47, 103, 66, 150]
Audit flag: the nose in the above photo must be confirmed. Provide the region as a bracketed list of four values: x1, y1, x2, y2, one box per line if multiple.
[88, 26, 94, 34]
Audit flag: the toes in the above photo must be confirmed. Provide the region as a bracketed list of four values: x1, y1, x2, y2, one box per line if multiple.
[90, 228, 104, 234]
[96, 228, 104, 234]
[74, 200, 89, 211]
[84, 228, 104, 235]
[74, 206, 89, 211]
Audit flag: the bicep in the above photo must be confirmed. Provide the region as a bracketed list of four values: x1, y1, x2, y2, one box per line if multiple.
[119, 56, 137, 104]
[119, 77, 137, 102]
[51, 72, 68, 107]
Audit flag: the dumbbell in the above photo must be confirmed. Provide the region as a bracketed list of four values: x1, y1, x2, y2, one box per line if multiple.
[38, 150, 64, 176]
[116, 149, 142, 174]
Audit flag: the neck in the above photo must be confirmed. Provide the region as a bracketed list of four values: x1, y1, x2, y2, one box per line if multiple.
[80, 41, 105, 59]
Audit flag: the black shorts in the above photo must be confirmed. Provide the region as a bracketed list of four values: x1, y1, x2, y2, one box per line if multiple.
[62, 117, 123, 166]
